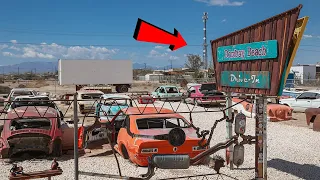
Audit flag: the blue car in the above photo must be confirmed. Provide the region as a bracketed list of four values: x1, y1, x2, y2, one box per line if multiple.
[95, 94, 133, 130]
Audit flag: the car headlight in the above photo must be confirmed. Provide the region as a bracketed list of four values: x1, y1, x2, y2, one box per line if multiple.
[141, 148, 158, 153]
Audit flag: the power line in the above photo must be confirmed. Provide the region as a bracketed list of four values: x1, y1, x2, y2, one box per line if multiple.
[0, 28, 201, 37]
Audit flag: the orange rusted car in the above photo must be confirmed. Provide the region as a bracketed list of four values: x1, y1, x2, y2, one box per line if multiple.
[114, 107, 208, 167]
[232, 98, 293, 122]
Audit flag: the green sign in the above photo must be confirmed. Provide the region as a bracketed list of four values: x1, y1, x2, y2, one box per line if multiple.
[221, 71, 270, 89]
[217, 40, 278, 62]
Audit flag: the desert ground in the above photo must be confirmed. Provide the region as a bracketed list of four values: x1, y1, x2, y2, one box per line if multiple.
[0, 80, 319, 180]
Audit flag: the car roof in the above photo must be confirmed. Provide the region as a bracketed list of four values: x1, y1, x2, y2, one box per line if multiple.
[101, 94, 131, 99]
[122, 107, 174, 115]
[7, 106, 57, 119]
[77, 90, 104, 94]
[11, 88, 35, 91]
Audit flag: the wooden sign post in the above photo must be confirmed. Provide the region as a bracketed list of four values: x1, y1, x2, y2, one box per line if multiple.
[210, 4, 303, 180]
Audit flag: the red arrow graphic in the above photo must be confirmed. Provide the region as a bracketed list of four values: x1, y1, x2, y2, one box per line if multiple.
[133, 18, 187, 51]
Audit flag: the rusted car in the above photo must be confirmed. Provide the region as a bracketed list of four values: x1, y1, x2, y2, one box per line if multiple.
[305, 108, 320, 131]
[113, 107, 208, 167]
[0, 104, 63, 158]
[232, 98, 293, 122]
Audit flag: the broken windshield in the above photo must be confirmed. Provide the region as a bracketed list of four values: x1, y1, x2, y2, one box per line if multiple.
[136, 117, 190, 129]
[10, 118, 51, 131]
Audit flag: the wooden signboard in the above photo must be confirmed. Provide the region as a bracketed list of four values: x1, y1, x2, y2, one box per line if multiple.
[210, 4, 303, 96]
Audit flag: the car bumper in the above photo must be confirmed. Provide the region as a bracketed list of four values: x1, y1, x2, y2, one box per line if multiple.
[131, 151, 205, 167]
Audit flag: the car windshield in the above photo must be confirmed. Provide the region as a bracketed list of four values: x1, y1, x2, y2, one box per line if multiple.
[165, 87, 179, 93]
[11, 97, 55, 109]
[10, 118, 51, 130]
[12, 91, 33, 97]
[136, 117, 190, 129]
[200, 83, 216, 91]
[81, 93, 102, 99]
[104, 98, 128, 106]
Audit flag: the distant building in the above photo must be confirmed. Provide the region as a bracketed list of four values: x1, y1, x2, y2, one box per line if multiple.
[290, 64, 317, 84]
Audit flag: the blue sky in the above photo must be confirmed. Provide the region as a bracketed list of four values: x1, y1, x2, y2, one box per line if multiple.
[0, 0, 319, 68]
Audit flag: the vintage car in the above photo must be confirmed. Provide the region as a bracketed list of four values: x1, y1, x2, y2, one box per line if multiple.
[77, 90, 104, 114]
[5, 88, 38, 101]
[0, 105, 63, 158]
[279, 90, 320, 112]
[5, 95, 55, 113]
[232, 98, 293, 121]
[151, 85, 183, 101]
[184, 83, 225, 106]
[95, 94, 133, 132]
[113, 107, 208, 166]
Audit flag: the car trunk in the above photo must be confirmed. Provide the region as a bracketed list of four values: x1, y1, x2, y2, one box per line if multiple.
[7, 133, 52, 156]
[137, 128, 206, 154]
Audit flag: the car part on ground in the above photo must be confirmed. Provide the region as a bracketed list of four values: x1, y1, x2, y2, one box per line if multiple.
[9, 159, 63, 179]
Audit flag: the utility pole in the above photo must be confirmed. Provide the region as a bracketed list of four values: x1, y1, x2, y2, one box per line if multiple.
[202, 12, 209, 70]
[144, 63, 147, 70]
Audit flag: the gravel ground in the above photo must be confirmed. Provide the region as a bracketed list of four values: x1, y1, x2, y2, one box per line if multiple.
[1, 101, 320, 180]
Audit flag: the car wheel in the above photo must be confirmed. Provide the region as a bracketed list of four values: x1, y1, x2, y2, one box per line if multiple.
[121, 145, 129, 159]
[52, 139, 62, 157]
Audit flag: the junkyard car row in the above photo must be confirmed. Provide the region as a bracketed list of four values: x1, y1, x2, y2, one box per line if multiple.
[0, 83, 319, 167]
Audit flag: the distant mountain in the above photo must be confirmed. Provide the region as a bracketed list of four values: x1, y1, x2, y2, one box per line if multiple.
[1, 61, 57, 74]
[0, 61, 183, 74]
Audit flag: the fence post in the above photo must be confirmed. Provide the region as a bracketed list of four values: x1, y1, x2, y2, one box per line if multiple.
[73, 93, 79, 180]
[226, 92, 233, 170]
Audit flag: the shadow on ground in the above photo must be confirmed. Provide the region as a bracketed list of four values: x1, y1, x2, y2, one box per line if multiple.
[268, 158, 320, 180]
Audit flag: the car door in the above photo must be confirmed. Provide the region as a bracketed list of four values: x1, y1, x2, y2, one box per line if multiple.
[292, 92, 316, 112]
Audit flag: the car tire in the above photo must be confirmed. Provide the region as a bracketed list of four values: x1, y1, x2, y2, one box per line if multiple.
[121, 145, 129, 159]
[52, 139, 62, 157]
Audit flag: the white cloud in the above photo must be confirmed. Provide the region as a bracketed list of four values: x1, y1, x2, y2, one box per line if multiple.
[169, 56, 180, 60]
[1, 43, 119, 59]
[222, 19, 227, 22]
[2, 52, 13, 56]
[195, 0, 244, 6]
[303, 34, 313, 38]
[0, 44, 8, 50]
[154, 45, 165, 49]
[10, 40, 18, 44]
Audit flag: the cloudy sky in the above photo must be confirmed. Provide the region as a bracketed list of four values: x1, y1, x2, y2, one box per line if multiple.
[0, 0, 319, 67]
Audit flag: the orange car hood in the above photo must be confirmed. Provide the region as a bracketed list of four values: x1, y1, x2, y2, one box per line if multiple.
[137, 128, 198, 140]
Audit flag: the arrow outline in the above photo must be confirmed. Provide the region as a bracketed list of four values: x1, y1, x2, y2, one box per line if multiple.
[133, 18, 182, 51]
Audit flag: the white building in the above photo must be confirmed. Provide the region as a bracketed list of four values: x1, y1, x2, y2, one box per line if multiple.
[145, 73, 164, 81]
[290, 64, 316, 84]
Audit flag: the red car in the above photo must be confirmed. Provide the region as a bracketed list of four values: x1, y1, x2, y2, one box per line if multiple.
[0, 106, 63, 158]
[185, 83, 225, 106]
[114, 107, 208, 167]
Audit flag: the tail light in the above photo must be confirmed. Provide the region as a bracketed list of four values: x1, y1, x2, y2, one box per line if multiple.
[192, 146, 207, 151]
[78, 126, 85, 149]
[141, 148, 158, 153]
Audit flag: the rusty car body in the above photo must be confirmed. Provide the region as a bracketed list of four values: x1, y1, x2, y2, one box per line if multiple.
[232, 97, 293, 121]
[0, 104, 63, 158]
[113, 107, 208, 166]
[305, 108, 320, 131]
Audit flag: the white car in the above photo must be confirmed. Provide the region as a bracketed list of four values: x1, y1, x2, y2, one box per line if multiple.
[77, 90, 104, 114]
[6, 88, 38, 101]
[279, 90, 320, 112]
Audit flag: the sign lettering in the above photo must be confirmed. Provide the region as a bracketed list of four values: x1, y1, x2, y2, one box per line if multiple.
[221, 71, 270, 89]
[217, 40, 278, 62]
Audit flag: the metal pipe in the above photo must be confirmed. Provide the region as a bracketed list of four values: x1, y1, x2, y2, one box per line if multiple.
[190, 136, 238, 164]
[73, 93, 79, 180]
[226, 92, 234, 169]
